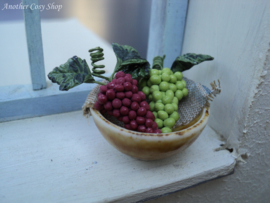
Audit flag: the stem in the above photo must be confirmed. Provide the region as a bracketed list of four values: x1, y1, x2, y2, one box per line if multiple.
[93, 81, 106, 85]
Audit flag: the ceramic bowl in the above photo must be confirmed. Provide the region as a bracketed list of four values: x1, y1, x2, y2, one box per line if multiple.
[90, 107, 209, 160]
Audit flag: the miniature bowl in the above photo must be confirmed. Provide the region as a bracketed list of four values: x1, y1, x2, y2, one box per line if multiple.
[90, 107, 209, 160]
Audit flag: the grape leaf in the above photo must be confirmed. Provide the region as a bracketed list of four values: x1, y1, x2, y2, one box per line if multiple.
[171, 53, 214, 73]
[48, 56, 94, 91]
[112, 43, 150, 79]
[120, 62, 150, 79]
[152, 55, 166, 70]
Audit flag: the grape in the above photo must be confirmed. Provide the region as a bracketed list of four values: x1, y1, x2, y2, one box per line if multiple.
[182, 80, 187, 87]
[104, 101, 112, 111]
[164, 104, 174, 114]
[166, 90, 174, 98]
[150, 75, 161, 85]
[150, 85, 159, 93]
[174, 71, 183, 80]
[132, 85, 138, 93]
[130, 120, 137, 130]
[94, 101, 104, 111]
[122, 116, 130, 124]
[113, 109, 120, 118]
[155, 118, 163, 128]
[152, 122, 158, 130]
[138, 91, 146, 100]
[145, 119, 153, 128]
[140, 101, 150, 111]
[145, 111, 155, 121]
[170, 75, 177, 83]
[169, 84, 177, 92]
[150, 69, 159, 76]
[149, 101, 155, 111]
[131, 94, 141, 103]
[114, 84, 124, 92]
[136, 117, 145, 125]
[124, 76, 133, 83]
[131, 101, 139, 111]
[159, 81, 169, 91]
[172, 103, 178, 111]
[182, 88, 188, 97]
[161, 73, 170, 82]
[172, 97, 178, 104]
[161, 127, 172, 133]
[124, 82, 132, 91]
[115, 71, 125, 79]
[98, 94, 107, 104]
[107, 82, 115, 89]
[142, 86, 150, 96]
[145, 128, 153, 133]
[158, 111, 168, 120]
[142, 69, 187, 131]
[116, 77, 125, 84]
[138, 125, 146, 132]
[122, 98, 131, 107]
[125, 73, 132, 78]
[164, 118, 176, 128]
[116, 92, 125, 99]
[100, 85, 107, 93]
[175, 90, 183, 100]
[96, 71, 164, 134]
[155, 103, 164, 111]
[106, 89, 115, 100]
[129, 110, 137, 120]
[170, 111, 179, 121]
[137, 107, 147, 116]
[176, 81, 184, 90]
[125, 91, 133, 98]
[112, 98, 122, 109]
[152, 91, 163, 101]
[132, 79, 138, 86]
[162, 96, 173, 105]
[162, 67, 171, 74]
[120, 106, 129, 116]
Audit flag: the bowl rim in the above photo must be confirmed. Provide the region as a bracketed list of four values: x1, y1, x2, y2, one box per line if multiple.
[90, 106, 209, 139]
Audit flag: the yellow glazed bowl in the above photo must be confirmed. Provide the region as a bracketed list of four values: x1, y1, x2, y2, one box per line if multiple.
[90, 107, 209, 160]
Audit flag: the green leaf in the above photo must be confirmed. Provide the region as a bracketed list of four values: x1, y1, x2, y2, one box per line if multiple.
[112, 43, 150, 79]
[48, 56, 94, 91]
[120, 62, 150, 79]
[152, 55, 166, 70]
[171, 53, 214, 73]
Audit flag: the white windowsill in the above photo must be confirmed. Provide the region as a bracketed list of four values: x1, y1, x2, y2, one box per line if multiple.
[0, 111, 235, 203]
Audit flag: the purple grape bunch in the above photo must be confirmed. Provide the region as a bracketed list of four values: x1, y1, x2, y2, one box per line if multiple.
[94, 71, 161, 133]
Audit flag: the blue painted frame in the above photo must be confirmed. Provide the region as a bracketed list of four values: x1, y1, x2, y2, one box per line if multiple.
[23, 0, 47, 90]
[147, 0, 188, 67]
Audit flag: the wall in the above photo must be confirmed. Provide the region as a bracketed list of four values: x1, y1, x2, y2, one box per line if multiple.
[147, 0, 270, 202]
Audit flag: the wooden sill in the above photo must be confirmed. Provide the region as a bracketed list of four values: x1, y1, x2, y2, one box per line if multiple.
[0, 111, 235, 203]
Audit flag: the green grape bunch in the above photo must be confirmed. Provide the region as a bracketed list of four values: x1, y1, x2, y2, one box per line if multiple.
[140, 68, 188, 133]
